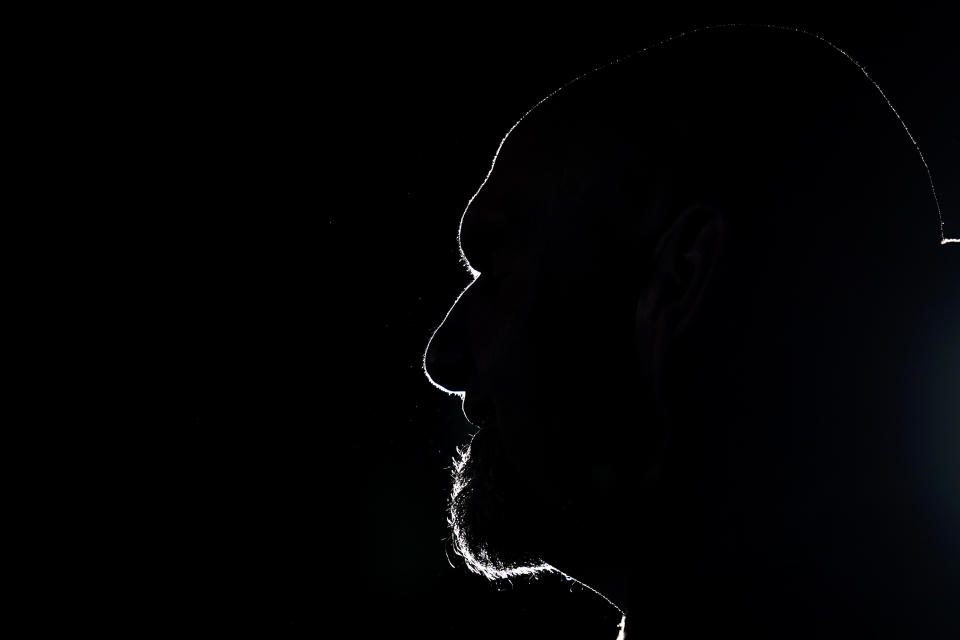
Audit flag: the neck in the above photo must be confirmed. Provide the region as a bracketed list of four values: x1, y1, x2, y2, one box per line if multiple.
[552, 498, 683, 637]
[552, 562, 664, 640]
[547, 530, 666, 636]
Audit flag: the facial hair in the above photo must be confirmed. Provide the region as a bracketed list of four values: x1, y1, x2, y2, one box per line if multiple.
[447, 426, 552, 581]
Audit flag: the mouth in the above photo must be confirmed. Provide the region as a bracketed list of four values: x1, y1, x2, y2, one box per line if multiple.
[463, 391, 498, 429]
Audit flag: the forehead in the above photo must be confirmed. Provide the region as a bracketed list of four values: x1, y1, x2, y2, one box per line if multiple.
[459, 115, 640, 264]
[459, 122, 592, 251]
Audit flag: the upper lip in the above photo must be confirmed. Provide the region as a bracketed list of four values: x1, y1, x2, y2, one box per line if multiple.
[462, 391, 497, 428]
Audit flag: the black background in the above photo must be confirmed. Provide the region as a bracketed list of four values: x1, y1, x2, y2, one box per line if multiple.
[131, 9, 959, 637]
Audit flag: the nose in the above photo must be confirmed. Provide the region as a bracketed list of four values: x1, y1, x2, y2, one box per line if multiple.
[423, 281, 477, 395]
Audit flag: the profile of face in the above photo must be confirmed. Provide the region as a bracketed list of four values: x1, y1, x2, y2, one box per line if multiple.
[421, 102, 713, 584]
[421, 25, 957, 634]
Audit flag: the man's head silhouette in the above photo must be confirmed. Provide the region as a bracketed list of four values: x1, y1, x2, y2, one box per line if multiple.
[423, 26, 957, 638]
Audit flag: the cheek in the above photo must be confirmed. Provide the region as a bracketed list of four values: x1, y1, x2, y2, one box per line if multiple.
[494, 345, 544, 443]
[485, 261, 639, 490]
[476, 266, 537, 367]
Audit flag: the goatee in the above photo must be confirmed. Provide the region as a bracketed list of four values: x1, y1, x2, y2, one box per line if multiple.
[447, 428, 552, 581]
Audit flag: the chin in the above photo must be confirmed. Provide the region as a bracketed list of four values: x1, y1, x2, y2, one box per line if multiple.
[448, 428, 553, 581]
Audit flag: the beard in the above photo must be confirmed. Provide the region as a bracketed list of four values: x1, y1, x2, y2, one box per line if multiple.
[448, 426, 553, 581]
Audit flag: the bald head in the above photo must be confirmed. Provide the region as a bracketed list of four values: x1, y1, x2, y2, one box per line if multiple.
[426, 25, 957, 637]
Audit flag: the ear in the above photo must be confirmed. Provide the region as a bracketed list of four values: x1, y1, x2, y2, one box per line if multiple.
[634, 205, 725, 372]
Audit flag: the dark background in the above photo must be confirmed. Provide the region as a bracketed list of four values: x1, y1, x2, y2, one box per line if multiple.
[127, 9, 958, 637]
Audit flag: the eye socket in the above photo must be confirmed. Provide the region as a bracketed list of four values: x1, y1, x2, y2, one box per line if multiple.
[460, 209, 511, 272]
[480, 268, 510, 285]
[468, 269, 510, 300]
